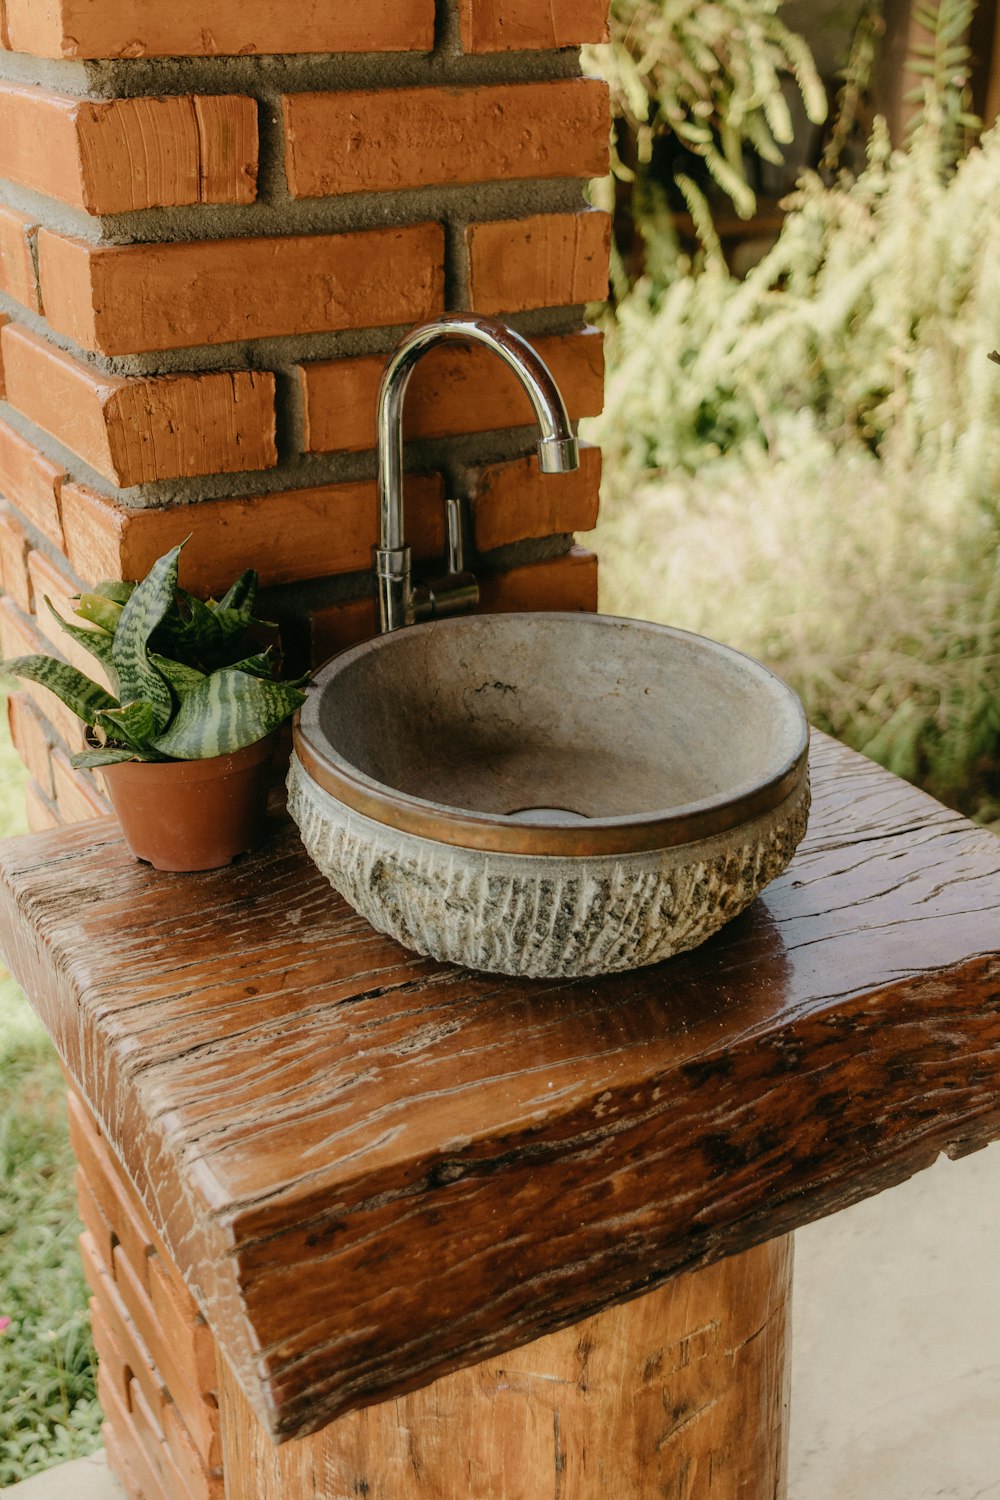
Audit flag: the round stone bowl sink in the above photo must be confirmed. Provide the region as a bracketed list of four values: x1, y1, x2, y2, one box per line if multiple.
[288, 613, 810, 978]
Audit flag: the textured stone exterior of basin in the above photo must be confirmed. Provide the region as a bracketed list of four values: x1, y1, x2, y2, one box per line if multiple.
[287, 753, 810, 978]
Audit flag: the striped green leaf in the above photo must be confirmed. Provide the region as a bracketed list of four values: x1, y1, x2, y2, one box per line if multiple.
[151, 592, 224, 670]
[149, 654, 205, 699]
[90, 580, 136, 605]
[45, 598, 119, 690]
[0, 655, 118, 727]
[151, 668, 306, 760]
[214, 569, 257, 616]
[112, 545, 180, 731]
[71, 746, 137, 769]
[95, 701, 163, 759]
[75, 593, 124, 633]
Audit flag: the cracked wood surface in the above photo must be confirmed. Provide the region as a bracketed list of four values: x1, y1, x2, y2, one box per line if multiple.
[0, 732, 997, 1441]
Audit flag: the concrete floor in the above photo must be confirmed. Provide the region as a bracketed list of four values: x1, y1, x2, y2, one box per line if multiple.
[7, 1142, 1000, 1497]
[791, 1141, 1000, 1499]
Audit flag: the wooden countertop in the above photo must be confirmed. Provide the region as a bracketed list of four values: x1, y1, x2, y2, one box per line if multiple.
[1, 733, 998, 1441]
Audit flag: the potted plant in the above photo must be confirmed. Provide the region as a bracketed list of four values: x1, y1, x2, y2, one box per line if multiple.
[1, 542, 309, 871]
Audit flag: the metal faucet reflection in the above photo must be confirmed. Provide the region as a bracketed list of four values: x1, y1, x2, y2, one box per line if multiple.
[374, 314, 580, 633]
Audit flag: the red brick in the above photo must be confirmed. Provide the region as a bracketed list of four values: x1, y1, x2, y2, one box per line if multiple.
[283, 79, 610, 198]
[61, 474, 445, 596]
[90, 1296, 134, 1415]
[130, 1375, 219, 1500]
[467, 210, 611, 315]
[76, 1163, 117, 1273]
[470, 443, 601, 552]
[0, 417, 65, 545]
[147, 1254, 216, 1402]
[299, 328, 604, 454]
[478, 545, 597, 613]
[0, 502, 31, 610]
[5, 0, 435, 58]
[98, 1373, 173, 1500]
[1, 326, 277, 486]
[100, 1386, 169, 1500]
[308, 549, 597, 665]
[26, 545, 78, 620]
[458, 0, 609, 51]
[309, 596, 377, 667]
[159, 1393, 224, 1500]
[24, 777, 61, 831]
[52, 746, 112, 821]
[0, 85, 258, 214]
[38, 222, 444, 354]
[0, 313, 7, 397]
[68, 1092, 156, 1288]
[82, 1229, 167, 1423]
[7, 691, 55, 796]
[0, 206, 39, 311]
[114, 1245, 220, 1447]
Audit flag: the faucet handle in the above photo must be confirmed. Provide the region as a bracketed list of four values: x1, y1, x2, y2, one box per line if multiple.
[445, 497, 466, 575]
[411, 497, 479, 624]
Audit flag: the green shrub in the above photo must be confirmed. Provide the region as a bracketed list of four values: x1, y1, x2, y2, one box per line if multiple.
[589, 116, 1000, 818]
[0, 984, 101, 1485]
[583, 0, 827, 291]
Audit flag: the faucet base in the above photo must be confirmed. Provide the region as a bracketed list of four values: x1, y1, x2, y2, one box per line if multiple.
[375, 545, 412, 634]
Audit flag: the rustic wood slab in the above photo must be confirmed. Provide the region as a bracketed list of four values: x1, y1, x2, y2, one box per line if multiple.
[0, 733, 998, 1442]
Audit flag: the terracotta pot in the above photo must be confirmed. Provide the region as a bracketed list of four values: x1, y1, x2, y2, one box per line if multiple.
[100, 735, 276, 872]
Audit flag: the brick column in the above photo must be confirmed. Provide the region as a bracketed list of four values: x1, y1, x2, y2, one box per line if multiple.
[0, 0, 610, 830]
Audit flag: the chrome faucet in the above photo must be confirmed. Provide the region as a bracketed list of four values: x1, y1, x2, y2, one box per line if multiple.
[374, 314, 580, 633]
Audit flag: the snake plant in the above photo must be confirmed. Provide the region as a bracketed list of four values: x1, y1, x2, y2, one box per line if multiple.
[0, 543, 308, 768]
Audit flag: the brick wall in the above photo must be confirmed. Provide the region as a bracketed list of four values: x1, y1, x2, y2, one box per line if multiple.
[0, 1, 610, 829]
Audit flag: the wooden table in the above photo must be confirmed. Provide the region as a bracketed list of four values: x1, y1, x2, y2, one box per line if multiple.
[1, 732, 998, 1499]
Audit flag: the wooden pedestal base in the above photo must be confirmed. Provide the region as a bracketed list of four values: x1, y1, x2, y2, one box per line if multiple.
[219, 1236, 793, 1500]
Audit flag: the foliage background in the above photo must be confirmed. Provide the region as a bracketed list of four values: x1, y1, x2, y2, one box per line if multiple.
[586, 2, 1000, 824]
[0, 712, 102, 1484]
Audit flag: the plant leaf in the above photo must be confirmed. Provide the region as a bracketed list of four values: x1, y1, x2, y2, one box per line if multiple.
[71, 747, 137, 769]
[45, 598, 119, 689]
[151, 668, 307, 759]
[149, 654, 206, 699]
[111, 545, 181, 731]
[90, 580, 136, 605]
[214, 568, 258, 616]
[0, 655, 119, 727]
[226, 650, 275, 679]
[95, 701, 163, 758]
[151, 591, 224, 670]
[74, 593, 124, 633]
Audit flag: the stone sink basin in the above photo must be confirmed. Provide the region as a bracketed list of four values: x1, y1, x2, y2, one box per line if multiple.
[287, 612, 810, 978]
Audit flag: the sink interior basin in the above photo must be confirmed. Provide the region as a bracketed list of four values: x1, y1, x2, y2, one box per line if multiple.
[294, 612, 808, 855]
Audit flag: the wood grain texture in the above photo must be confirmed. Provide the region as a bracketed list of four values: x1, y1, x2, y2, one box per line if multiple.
[0, 735, 997, 1441]
[220, 1237, 791, 1500]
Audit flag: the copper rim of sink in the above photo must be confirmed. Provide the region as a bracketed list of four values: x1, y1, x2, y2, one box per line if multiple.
[293, 614, 810, 859]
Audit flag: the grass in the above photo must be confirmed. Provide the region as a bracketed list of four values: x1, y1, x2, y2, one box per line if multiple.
[0, 701, 102, 1486]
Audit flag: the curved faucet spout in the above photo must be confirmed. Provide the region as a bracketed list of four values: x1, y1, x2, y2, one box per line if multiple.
[375, 314, 580, 632]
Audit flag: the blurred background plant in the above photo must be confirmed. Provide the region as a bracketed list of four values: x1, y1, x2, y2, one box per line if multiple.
[0, 703, 101, 1484]
[583, 0, 829, 293]
[585, 0, 1000, 825]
